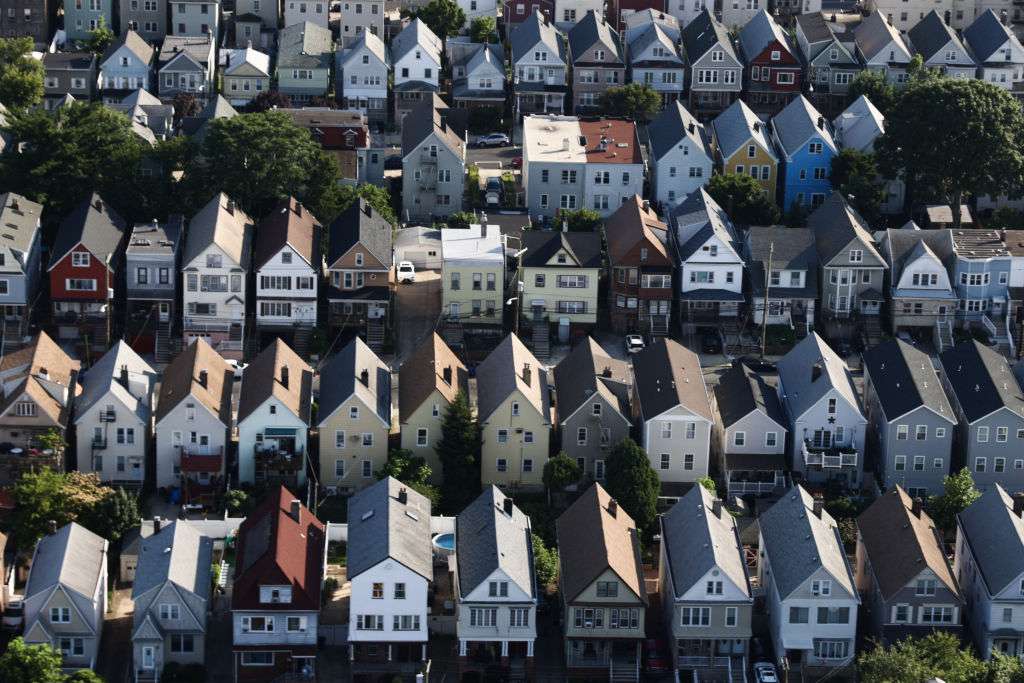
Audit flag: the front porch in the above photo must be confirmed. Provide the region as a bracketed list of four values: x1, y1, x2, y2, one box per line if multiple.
[724, 453, 787, 498]
[458, 639, 533, 675]
[514, 88, 566, 116]
[254, 443, 306, 488]
[179, 446, 225, 506]
[679, 294, 743, 323]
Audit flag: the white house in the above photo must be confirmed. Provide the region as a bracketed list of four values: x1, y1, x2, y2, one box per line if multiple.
[907, 10, 976, 79]
[627, 23, 685, 108]
[392, 18, 443, 123]
[254, 197, 320, 332]
[457, 0, 497, 26]
[852, 11, 913, 85]
[647, 101, 712, 206]
[964, 9, 1024, 91]
[283, 0, 327, 28]
[337, 31, 390, 124]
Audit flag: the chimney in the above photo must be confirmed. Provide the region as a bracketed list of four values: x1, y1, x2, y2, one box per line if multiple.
[503, 497, 514, 516]
[602, 365, 613, 378]
[363, 200, 372, 217]
[48, 519, 57, 535]
[442, 366, 452, 385]
[1014, 493, 1024, 517]
[119, 364, 130, 390]
[93, 197, 103, 211]
[608, 499, 618, 518]
[712, 498, 723, 518]
[522, 362, 532, 386]
[398, 487, 408, 504]
[811, 361, 822, 382]
[911, 497, 924, 518]
[687, 122, 695, 134]
[198, 369, 208, 388]
[153, 516, 162, 534]
[752, 121, 760, 132]
[817, 116, 825, 130]
[280, 365, 289, 389]
[10, 197, 18, 211]
[642, 199, 650, 212]
[295, 201, 302, 217]
[360, 368, 369, 386]
[290, 498, 301, 522]
[226, 198, 236, 215]
[812, 495, 824, 519]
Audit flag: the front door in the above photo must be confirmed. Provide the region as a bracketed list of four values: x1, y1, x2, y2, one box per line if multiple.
[159, 302, 170, 322]
[142, 646, 155, 669]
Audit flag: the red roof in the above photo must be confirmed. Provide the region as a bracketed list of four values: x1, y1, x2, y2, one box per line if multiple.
[579, 119, 643, 164]
[232, 486, 326, 611]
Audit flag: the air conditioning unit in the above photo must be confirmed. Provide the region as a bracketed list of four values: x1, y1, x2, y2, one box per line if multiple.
[584, 621, 594, 628]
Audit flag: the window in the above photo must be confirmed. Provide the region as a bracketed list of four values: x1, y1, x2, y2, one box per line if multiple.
[286, 616, 307, 632]
[681, 607, 711, 626]
[159, 603, 180, 620]
[660, 454, 670, 470]
[334, 460, 345, 477]
[706, 580, 723, 595]
[733, 432, 746, 447]
[661, 422, 672, 439]
[510, 608, 529, 628]
[66, 278, 96, 291]
[242, 616, 274, 632]
[916, 425, 927, 441]
[349, 406, 359, 419]
[393, 614, 421, 631]
[996, 457, 1006, 473]
[827, 398, 837, 414]
[59, 638, 84, 656]
[15, 402, 35, 417]
[915, 579, 936, 596]
[811, 580, 831, 596]
[470, 608, 497, 627]
[362, 433, 373, 447]
[813, 640, 850, 660]
[913, 456, 925, 471]
[809, 142, 824, 155]
[489, 581, 509, 597]
[356, 615, 383, 630]
[894, 604, 910, 623]
[171, 634, 195, 652]
[497, 430, 509, 444]
[577, 427, 587, 445]
[976, 457, 987, 473]
[978, 426, 990, 443]
[496, 458, 507, 472]
[894, 455, 906, 471]
[998, 426, 1009, 443]
[241, 652, 274, 666]
[416, 428, 428, 447]
[362, 460, 371, 477]
[725, 607, 737, 627]
[684, 454, 694, 470]
[817, 607, 850, 624]
[897, 424, 908, 440]
[789, 607, 809, 624]
[936, 428, 946, 439]
[686, 423, 696, 439]
[51, 607, 70, 623]
[71, 251, 90, 267]
[765, 432, 778, 448]
[371, 582, 384, 599]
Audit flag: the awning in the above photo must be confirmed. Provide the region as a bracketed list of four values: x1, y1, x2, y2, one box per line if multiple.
[781, 635, 813, 651]
[264, 427, 297, 436]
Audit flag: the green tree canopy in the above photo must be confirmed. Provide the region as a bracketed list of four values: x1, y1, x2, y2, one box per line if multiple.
[554, 208, 602, 232]
[830, 148, 886, 224]
[0, 37, 43, 110]
[83, 486, 141, 543]
[435, 391, 481, 513]
[707, 172, 781, 226]
[10, 470, 131, 548]
[928, 467, 981, 532]
[531, 533, 559, 589]
[411, 0, 466, 38]
[599, 84, 662, 122]
[469, 15, 496, 43]
[446, 211, 476, 230]
[846, 69, 896, 116]
[0, 638, 66, 683]
[603, 438, 660, 538]
[376, 448, 439, 505]
[857, 631, 1021, 683]
[697, 475, 716, 495]
[84, 16, 115, 55]
[249, 90, 292, 112]
[543, 452, 581, 494]
[65, 670, 105, 683]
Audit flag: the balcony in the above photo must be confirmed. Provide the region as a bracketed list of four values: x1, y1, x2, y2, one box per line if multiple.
[802, 440, 858, 469]
[180, 447, 223, 473]
[255, 446, 305, 472]
[98, 409, 116, 423]
[91, 438, 107, 450]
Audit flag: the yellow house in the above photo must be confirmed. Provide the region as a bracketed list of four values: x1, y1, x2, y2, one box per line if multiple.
[520, 231, 602, 339]
[476, 334, 551, 490]
[710, 99, 779, 198]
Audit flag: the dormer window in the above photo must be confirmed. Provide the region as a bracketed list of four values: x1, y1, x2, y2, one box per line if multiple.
[71, 252, 90, 267]
[849, 249, 863, 263]
[770, 50, 781, 61]
[488, 581, 509, 597]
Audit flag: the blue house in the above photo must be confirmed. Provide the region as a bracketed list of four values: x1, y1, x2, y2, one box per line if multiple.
[948, 229, 1013, 350]
[769, 95, 837, 211]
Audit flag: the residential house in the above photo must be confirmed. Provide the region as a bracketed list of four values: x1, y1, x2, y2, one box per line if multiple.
[773, 0, 822, 22]
[111, 89, 174, 140]
[777, 333, 866, 487]
[337, 31, 389, 124]
[908, 10, 977, 79]
[65, 0, 112, 42]
[277, 22, 333, 102]
[48, 194, 127, 347]
[719, 0, 762, 30]
[455, 486, 537, 676]
[234, 0, 278, 37]
[795, 13, 861, 107]
[964, 10, 1024, 93]
[42, 52, 96, 109]
[712, 359, 788, 498]
[347, 478, 431, 677]
[440, 223, 504, 326]
[98, 31, 155, 104]
[556, 483, 647, 675]
[520, 231, 602, 336]
[23, 523, 108, 670]
[74, 341, 155, 490]
[157, 34, 215, 99]
[568, 11, 625, 113]
[510, 10, 569, 116]
[0, 193, 44, 337]
[627, 23, 685, 109]
[170, 0, 219, 36]
[456, 0, 495, 27]
[758, 487, 859, 668]
[604, 195, 673, 335]
[940, 340, 1024, 491]
[339, 0, 384, 46]
[222, 45, 271, 106]
[253, 198, 320, 336]
[631, 338, 713, 495]
[476, 334, 551, 490]
[832, 95, 905, 214]
[283, 0, 326, 28]
[503, 0, 553, 25]
[181, 193, 254, 358]
[124, 216, 183, 358]
[769, 95, 837, 211]
[401, 95, 467, 220]
[130, 521, 212, 681]
[856, 487, 963, 646]
[231, 487, 325, 681]
[316, 337, 391, 493]
[744, 226, 817, 334]
[447, 38, 506, 110]
[948, 229, 1012, 335]
[710, 99, 779, 197]
[121, 0, 166, 41]
[0, 0, 51, 44]
[647, 101, 713, 206]
[738, 9, 801, 115]
[552, 337, 631, 481]
[554, 0, 602, 29]
[398, 333, 468, 483]
[659, 485, 753, 674]
[392, 18, 443, 124]
[681, 9, 742, 119]
[621, 8, 679, 44]
[853, 11, 912, 86]
[282, 108, 382, 186]
[879, 229, 957, 343]
[236, 340, 313, 489]
[153, 339, 233, 502]
[522, 115, 645, 218]
[394, 226, 442, 270]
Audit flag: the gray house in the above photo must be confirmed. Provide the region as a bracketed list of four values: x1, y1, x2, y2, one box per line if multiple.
[277, 21, 334, 101]
[170, 0, 219, 36]
[447, 37, 506, 110]
[401, 95, 466, 220]
[880, 229, 958, 346]
[0, 193, 44, 338]
[681, 8, 741, 118]
[862, 339, 956, 498]
[949, 230, 1012, 343]
[907, 10, 976, 80]
[744, 226, 817, 336]
[794, 12, 861, 104]
[157, 34, 215, 99]
[553, 337, 631, 482]
[853, 11, 912, 86]
[65, 0, 113, 42]
[856, 487, 963, 647]
[940, 340, 1024, 492]
[125, 216, 182, 360]
[337, 30, 389, 125]
[510, 9, 569, 115]
[98, 30, 155, 103]
[120, 0, 167, 41]
[567, 10, 624, 113]
[628, 23, 684, 109]
[0, 0, 51, 45]
[43, 52, 96, 109]
[234, 0, 278, 32]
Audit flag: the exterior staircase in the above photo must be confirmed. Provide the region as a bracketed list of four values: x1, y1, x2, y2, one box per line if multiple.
[365, 319, 385, 352]
[530, 319, 549, 360]
[861, 316, 884, 347]
[292, 325, 312, 356]
[649, 313, 670, 338]
[609, 656, 639, 683]
[935, 319, 954, 353]
[441, 320, 464, 349]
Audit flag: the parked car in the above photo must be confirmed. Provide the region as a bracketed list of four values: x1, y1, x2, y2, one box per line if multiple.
[625, 334, 645, 354]
[754, 662, 779, 683]
[2, 598, 23, 631]
[511, 156, 523, 169]
[397, 261, 416, 284]
[701, 331, 722, 354]
[643, 639, 670, 673]
[476, 132, 511, 147]
[484, 176, 503, 206]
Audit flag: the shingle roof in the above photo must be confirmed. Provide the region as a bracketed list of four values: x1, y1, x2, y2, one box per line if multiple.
[400, 94, 466, 158]
[48, 193, 127, 270]
[456, 486, 535, 599]
[682, 8, 736, 63]
[158, 35, 213, 67]
[277, 22, 334, 70]
[712, 99, 777, 162]
[958, 485, 1024, 595]
[624, 9, 680, 44]
[0, 193, 42, 275]
[154, 338, 234, 425]
[182, 193, 253, 269]
[855, 11, 910, 62]
[392, 17, 442, 63]
[224, 45, 271, 76]
[75, 340, 155, 424]
[317, 336, 391, 426]
[521, 231, 602, 268]
[254, 197, 320, 270]
[604, 195, 670, 264]
[862, 339, 954, 423]
[326, 198, 393, 268]
[132, 521, 212, 603]
[475, 334, 551, 423]
[796, 11, 834, 45]
[553, 337, 630, 423]
[43, 51, 95, 70]
[807, 193, 883, 265]
[398, 333, 467, 423]
[103, 29, 154, 66]
[26, 523, 106, 601]
[511, 9, 566, 64]
[632, 337, 712, 421]
[964, 9, 1020, 63]
[238, 339, 313, 424]
[739, 9, 792, 61]
[908, 10, 972, 63]
[346, 477, 432, 581]
[939, 340, 1024, 423]
[745, 226, 818, 299]
[883, 228, 955, 290]
[648, 100, 711, 162]
[771, 95, 837, 158]
[777, 332, 861, 420]
[629, 23, 681, 65]
[339, 30, 389, 68]
[0, 332, 80, 426]
[832, 95, 885, 153]
[568, 10, 623, 64]
[714, 359, 786, 429]
[672, 187, 739, 261]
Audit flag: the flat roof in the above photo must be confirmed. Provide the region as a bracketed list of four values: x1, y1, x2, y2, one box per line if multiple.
[523, 115, 642, 165]
[441, 224, 504, 263]
[579, 119, 642, 164]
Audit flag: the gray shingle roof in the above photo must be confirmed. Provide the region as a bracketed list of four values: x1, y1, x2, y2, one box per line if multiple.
[672, 187, 738, 261]
[632, 338, 712, 422]
[182, 193, 253, 269]
[832, 95, 885, 153]
[132, 521, 213, 603]
[339, 30, 389, 69]
[862, 338, 954, 423]
[277, 22, 334, 70]
[964, 9, 1019, 64]
[714, 359, 786, 429]
[456, 486, 535, 599]
[940, 339, 1024, 423]
[854, 11, 910, 62]
[629, 23, 681, 65]
[511, 9, 566, 64]
[777, 332, 861, 420]
[48, 193, 127, 270]
[739, 9, 792, 61]
[908, 10, 972, 63]
[0, 193, 42, 275]
[883, 227, 954, 289]
[521, 231, 602, 268]
[771, 95, 836, 158]
[682, 8, 736, 64]
[400, 94, 466, 157]
[796, 12, 834, 45]
[958, 485, 1024, 595]
[75, 340, 155, 423]
[26, 523, 107, 601]
[745, 226, 818, 299]
[103, 29, 154, 66]
[807, 193, 883, 265]
[553, 336, 630, 423]
[327, 198, 393, 267]
[568, 10, 623, 65]
[317, 336, 391, 426]
[158, 35, 213, 67]
[648, 100, 711, 162]
[392, 17, 442, 64]
[711, 99, 776, 162]
[346, 477, 432, 581]
[475, 334, 551, 423]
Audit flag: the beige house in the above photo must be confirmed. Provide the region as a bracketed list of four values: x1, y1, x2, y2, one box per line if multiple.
[520, 231, 602, 337]
[398, 332, 468, 484]
[317, 337, 391, 493]
[476, 334, 552, 490]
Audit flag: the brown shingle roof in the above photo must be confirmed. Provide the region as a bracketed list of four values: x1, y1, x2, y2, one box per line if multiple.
[579, 119, 643, 164]
[154, 339, 234, 425]
[0, 332, 80, 426]
[605, 195, 670, 264]
[253, 197, 320, 270]
[237, 339, 313, 424]
[398, 333, 468, 423]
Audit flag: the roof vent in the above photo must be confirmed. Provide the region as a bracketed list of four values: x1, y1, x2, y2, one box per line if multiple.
[361, 509, 374, 521]
[608, 498, 618, 517]
[398, 487, 408, 504]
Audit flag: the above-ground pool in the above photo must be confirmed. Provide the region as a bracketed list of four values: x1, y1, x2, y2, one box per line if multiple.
[432, 533, 455, 556]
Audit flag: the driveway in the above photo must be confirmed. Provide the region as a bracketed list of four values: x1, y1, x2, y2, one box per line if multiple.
[394, 269, 441, 365]
[96, 585, 134, 682]
[467, 144, 521, 170]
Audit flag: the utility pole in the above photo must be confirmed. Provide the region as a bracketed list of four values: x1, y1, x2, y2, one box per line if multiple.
[760, 242, 773, 360]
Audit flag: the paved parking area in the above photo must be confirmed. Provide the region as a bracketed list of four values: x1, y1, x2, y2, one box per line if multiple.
[394, 269, 441, 365]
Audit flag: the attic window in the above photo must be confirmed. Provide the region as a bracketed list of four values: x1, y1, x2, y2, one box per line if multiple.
[281, 252, 292, 264]
[557, 253, 566, 264]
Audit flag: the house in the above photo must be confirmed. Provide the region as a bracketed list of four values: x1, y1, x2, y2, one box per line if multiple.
[604, 195, 673, 335]
[283, 0, 326, 28]
[325, 199, 393, 344]
[907, 10, 976, 79]
[316, 337, 391, 493]
[757, 487, 859, 669]
[631, 338, 713, 495]
[940, 340, 1024, 491]
[398, 333, 468, 483]
[832, 95, 905, 214]
[621, 7, 678, 43]
[476, 334, 551, 490]
[282, 108, 382, 186]
[236, 339, 313, 489]
[447, 38, 506, 110]
[392, 18, 443, 124]
[681, 9, 742, 119]
[948, 229, 1012, 338]
[647, 102, 713, 206]
[627, 23, 685, 109]
[553, 337, 631, 481]
[852, 11, 912, 85]
[510, 10, 569, 116]
[0, 193, 44, 339]
[777, 333, 867, 487]
[712, 360, 788, 498]
[568, 11, 625, 113]
[276, 22, 334, 102]
[130, 521, 213, 681]
[181, 193, 254, 358]
[879, 229, 957, 344]
[440, 223, 504, 326]
[232, 487, 325, 681]
[964, 10, 1024, 93]
[520, 231, 602, 335]
[556, 483, 647, 676]
[153, 339, 232, 503]
[48, 194, 127, 348]
[42, 52, 96, 109]
[719, 0, 762, 30]
[337, 31, 389, 124]
[98, 31, 155, 104]
[955, 486, 1024, 659]
[856, 487, 963, 646]
[124, 216, 183, 358]
[862, 339, 956, 497]
[234, 0, 278, 37]
[0, 0, 50, 44]
[795, 12, 861, 107]
[744, 226, 817, 335]
[401, 96, 467, 220]
[659, 485, 753, 675]
[455, 486, 537, 676]
[522, 115, 645, 218]
[157, 34, 215, 99]
[554, 0, 602, 29]
[222, 45, 271, 106]
[738, 9, 802, 115]
[253, 198, 320, 336]
[74, 341, 155, 490]
[170, 0, 219, 36]
[347, 478, 431, 677]
[503, 0, 553, 26]
[339, 0, 384, 46]
[65, 0, 112, 42]
[23, 523, 108, 670]
[176, 92, 233, 142]
[769, 95, 837, 211]
[710, 99, 779, 197]
[120, 0, 165, 42]
[773, 0, 821, 22]
[394, 227, 442, 270]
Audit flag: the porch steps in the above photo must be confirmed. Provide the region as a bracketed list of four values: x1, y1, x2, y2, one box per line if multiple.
[794, 320, 809, 339]
[649, 315, 670, 338]
[531, 320, 550, 360]
[292, 325, 313, 357]
[861, 317, 884, 347]
[935, 320, 954, 354]
[366, 319, 385, 352]
[441, 320, 464, 349]
[609, 658, 639, 683]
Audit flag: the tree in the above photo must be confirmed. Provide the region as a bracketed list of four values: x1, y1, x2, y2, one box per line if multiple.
[599, 84, 662, 122]
[172, 92, 201, 125]
[846, 69, 896, 116]
[327, 183, 396, 226]
[986, 207, 1024, 230]
[877, 78, 1024, 229]
[446, 211, 476, 230]
[928, 467, 981, 532]
[0, 638, 66, 683]
[603, 438, 660, 538]
[86, 487, 140, 543]
[469, 16, 496, 43]
[10, 470, 121, 548]
[858, 632, 990, 683]
[783, 200, 809, 229]
[531, 533, 559, 589]
[249, 89, 292, 112]
[84, 16, 115, 55]
[554, 207, 602, 232]
[707, 172, 781, 225]
[696, 475, 716, 495]
[435, 391, 481, 513]
[831, 148, 886, 224]
[543, 452, 581, 503]
[376, 448, 439, 505]
[225, 489, 250, 515]
[0, 37, 43, 110]
[65, 671, 105, 683]
[412, 0, 466, 38]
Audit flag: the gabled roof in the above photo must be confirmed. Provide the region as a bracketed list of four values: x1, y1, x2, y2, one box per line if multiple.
[48, 193, 127, 270]
[854, 11, 910, 62]
[339, 30, 389, 68]
[511, 9, 566, 64]
[832, 95, 885, 153]
[629, 22, 681, 64]
[238, 339, 313, 424]
[777, 332, 861, 420]
[604, 195, 670, 264]
[739, 9, 792, 61]
[399, 333, 468, 423]
[521, 231, 602, 269]
[556, 483, 647, 604]
[632, 338, 712, 421]
[807, 193, 884, 265]
[456, 486, 535, 599]
[254, 197, 319, 270]
[940, 339, 1024, 423]
[400, 94, 466, 158]
[796, 11, 835, 45]
[682, 8, 736, 64]
[154, 338, 234, 425]
[126, 216, 183, 257]
[862, 339, 954, 422]
[909, 10, 973, 64]
[648, 100, 711, 162]
[714, 359, 786, 429]
[712, 99, 777, 162]
[182, 193, 253, 269]
[317, 336, 391, 426]
[883, 228, 954, 290]
[745, 226, 818, 298]
[326, 198, 393, 268]
[224, 45, 271, 77]
[132, 521, 213, 603]
[26, 523, 107, 603]
[964, 10, 1021, 64]
[158, 35, 213, 68]
[672, 188, 739, 262]
[553, 337, 630, 423]
[43, 51, 96, 70]
[662, 485, 750, 599]
[624, 9, 680, 44]
[958, 485, 1024, 595]
[392, 17, 442, 64]
[75, 340, 154, 423]
[277, 22, 334, 70]
[232, 486, 325, 611]
[858, 486, 959, 602]
[178, 95, 237, 139]
[102, 29, 154, 67]
[476, 334, 550, 423]
[0, 193, 42, 275]
[346, 477, 432, 581]
[0, 332, 79, 426]
[568, 10, 623, 65]
[771, 95, 837, 158]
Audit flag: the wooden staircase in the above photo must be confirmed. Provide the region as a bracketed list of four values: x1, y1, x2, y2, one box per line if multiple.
[155, 321, 175, 364]
[530, 319, 549, 360]
[860, 316, 884, 347]
[935, 319, 954, 353]
[441, 320, 464, 349]
[366, 319, 385, 352]
[292, 325, 313, 356]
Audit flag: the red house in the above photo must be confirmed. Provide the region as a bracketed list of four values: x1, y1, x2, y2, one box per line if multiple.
[47, 193, 127, 349]
[738, 9, 802, 115]
[608, 0, 666, 33]
[503, 0, 554, 25]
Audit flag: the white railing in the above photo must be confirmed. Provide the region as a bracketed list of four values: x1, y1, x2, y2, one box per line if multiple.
[983, 313, 998, 339]
[727, 480, 780, 495]
[802, 441, 858, 468]
[1007, 314, 1017, 357]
